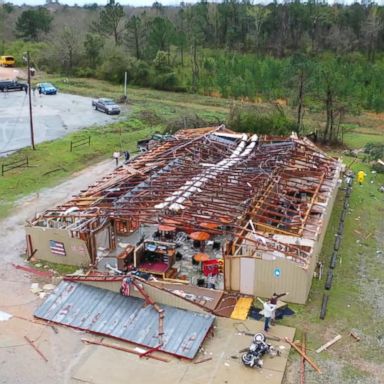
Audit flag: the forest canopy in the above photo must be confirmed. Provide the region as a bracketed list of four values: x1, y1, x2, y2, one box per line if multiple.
[1, 0, 384, 142]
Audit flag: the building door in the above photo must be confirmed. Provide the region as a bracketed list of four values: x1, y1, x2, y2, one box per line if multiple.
[240, 258, 256, 295]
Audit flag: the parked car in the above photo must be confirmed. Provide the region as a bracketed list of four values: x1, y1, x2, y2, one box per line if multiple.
[92, 98, 121, 115]
[0, 80, 27, 92]
[37, 82, 57, 95]
[0, 55, 15, 67]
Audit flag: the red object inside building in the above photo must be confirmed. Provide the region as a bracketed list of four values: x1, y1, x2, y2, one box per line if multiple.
[202, 260, 219, 276]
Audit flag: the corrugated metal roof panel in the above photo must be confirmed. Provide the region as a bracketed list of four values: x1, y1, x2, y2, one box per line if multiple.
[34, 281, 214, 359]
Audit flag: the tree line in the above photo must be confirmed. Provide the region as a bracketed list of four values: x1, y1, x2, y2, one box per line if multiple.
[1, 0, 384, 143]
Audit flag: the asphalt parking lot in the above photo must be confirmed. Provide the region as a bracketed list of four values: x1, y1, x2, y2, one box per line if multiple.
[0, 91, 124, 154]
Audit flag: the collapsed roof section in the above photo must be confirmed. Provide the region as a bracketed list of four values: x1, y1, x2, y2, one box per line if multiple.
[29, 125, 341, 268]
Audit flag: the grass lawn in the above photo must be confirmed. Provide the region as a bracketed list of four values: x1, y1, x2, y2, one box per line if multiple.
[0, 122, 153, 218]
[280, 158, 384, 383]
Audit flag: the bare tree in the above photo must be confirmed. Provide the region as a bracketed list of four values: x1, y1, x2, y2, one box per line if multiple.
[93, 0, 125, 45]
[362, 6, 383, 62]
[125, 15, 143, 59]
[247, 6, 270, 53]
[57, 26, 82, 72]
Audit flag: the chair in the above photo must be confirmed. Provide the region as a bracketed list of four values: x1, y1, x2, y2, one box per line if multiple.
[193, 240, 201, 248]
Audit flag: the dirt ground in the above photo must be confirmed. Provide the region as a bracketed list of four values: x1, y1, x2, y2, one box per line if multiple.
[0, 159, 295, 384]
[71, 318, 295, 384]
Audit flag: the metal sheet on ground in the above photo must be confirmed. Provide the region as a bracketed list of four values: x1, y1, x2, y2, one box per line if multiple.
[34, 281, 215, 359]
[70, 317, 295, 384]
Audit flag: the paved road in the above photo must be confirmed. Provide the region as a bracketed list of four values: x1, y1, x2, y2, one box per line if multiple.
[0, 91, 124, 154]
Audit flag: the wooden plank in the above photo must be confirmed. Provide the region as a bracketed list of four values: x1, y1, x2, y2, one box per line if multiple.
[350, 331, 360, 342]
[316, 334, 342, 353]
[285, 337, 321, 374]
[24, 336, 48, 362]
[300, 332, 307, 384]
[81, 338, 169, 363]
[194, 357, 213, 364]
[12, 263, 53, 277]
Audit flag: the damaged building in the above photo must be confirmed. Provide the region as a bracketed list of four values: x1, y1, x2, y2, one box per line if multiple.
[26, 125, 342, 304]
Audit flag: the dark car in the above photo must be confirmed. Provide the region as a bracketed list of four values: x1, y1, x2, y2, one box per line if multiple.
[92, 98, 121, 115]
[0, 80, 28, 92]
[37, 82, 57, 95]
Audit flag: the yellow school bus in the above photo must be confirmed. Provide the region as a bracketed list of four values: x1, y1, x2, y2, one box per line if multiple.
[0, 56, 15, 67]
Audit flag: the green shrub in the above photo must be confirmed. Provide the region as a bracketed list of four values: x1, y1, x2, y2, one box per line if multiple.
[372, 162, 384, 174]
[228, 105, 296, 135]
[73, 67, 94, 78]
[152, 72, 178, 91]
[130, 60, 152, 87]
[364, 143, 384, 161]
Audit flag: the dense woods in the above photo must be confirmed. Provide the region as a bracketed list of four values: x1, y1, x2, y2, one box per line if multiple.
[1, 0, 384, 142]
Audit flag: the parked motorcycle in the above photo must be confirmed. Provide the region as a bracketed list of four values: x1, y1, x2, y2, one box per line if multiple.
[241, 333, 279, 368]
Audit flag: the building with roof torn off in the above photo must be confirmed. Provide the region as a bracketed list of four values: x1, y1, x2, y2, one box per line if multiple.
[25, 125, 342, 304]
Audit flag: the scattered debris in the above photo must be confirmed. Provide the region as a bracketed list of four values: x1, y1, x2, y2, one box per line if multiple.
[0, 310, 12, 321]
[300, 332, 307, 384]
[194, 357, 213, 364]
[134, 347, 147, 354]
[43, 284, 56, 291]
[285, 337, 321, 374]
[349, 331, 361, 342]
[30, 283, 42, 294]
[81, 338, 170, 363]
[24, 335, 48, 362]
[13, 263, 54, 277]
[67, 269, 85, 276]
[316, 335, 342, 353]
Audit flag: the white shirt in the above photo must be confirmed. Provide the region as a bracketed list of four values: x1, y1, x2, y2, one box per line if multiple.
[263, 302, 276, 318]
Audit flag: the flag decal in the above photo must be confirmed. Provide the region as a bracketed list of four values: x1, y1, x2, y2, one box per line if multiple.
[49, 240, 66, 256]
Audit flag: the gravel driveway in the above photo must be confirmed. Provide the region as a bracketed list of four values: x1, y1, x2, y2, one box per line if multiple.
[0, 91, 125, 154]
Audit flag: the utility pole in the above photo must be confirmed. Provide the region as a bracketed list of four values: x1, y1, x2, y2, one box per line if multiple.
[124, 71, 127, 102]
[26, 51, 35, 150]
